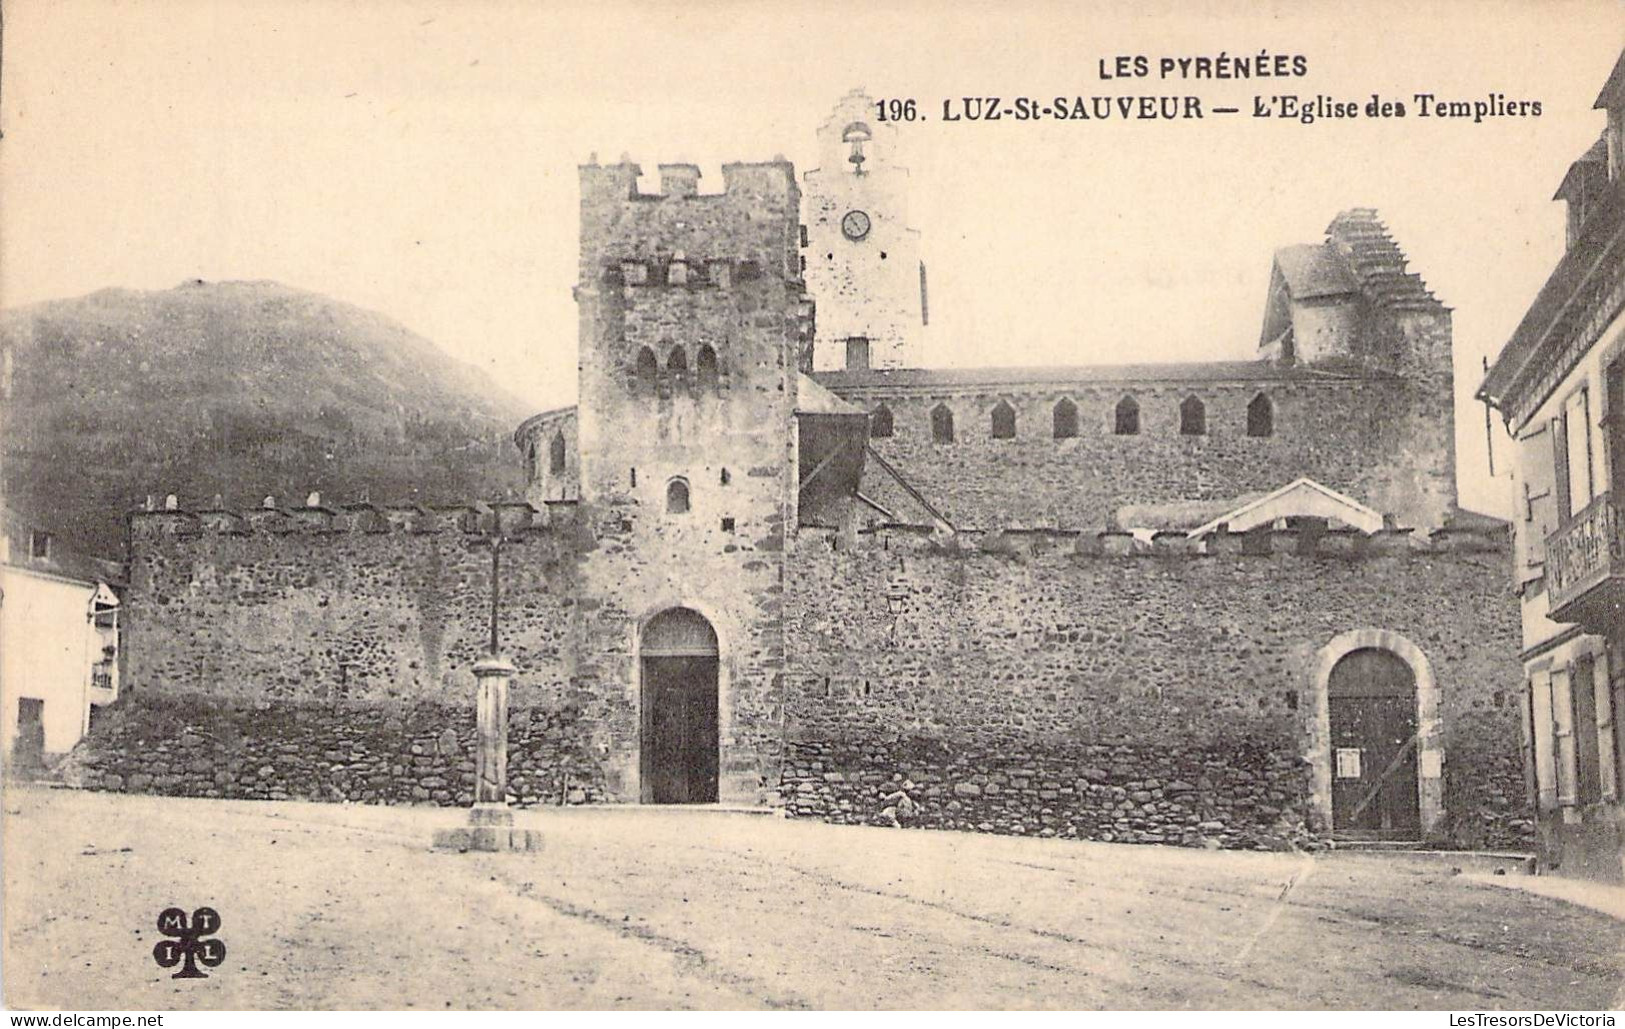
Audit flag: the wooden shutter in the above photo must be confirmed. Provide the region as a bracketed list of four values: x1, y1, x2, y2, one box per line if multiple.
[1596, 655, 1617, 802]
[1575, 656, 1602, 805]
[1516, 424, 1556, 575]
[1553, 414, 1572, 521]
[1553, 668, 1577, 806]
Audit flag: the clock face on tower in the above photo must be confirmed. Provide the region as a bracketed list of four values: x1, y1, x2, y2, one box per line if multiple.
[841, 209, 872, 241]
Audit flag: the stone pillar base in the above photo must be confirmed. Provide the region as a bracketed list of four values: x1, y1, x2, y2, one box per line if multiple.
[469, 803, 514, 827]
[432, 825, 544, 852]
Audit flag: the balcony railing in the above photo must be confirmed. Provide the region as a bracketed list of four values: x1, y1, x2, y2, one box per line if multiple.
[1546, 493, 1625, 631]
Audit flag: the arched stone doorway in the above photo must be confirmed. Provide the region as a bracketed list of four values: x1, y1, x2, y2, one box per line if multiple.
[1309, 628, 1442, 839]
[1329, 649, 1420, 837]
[639, 607, 719, 804]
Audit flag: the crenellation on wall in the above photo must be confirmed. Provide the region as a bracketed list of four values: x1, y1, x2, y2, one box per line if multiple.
[781, 529, 1527, 848]
[798, 522, 1505, 562]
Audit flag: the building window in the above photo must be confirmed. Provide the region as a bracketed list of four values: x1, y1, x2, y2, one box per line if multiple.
[1593, 655, 1617, 802]
[28, 531, 50, 561]
[1247, 393, 1274, 437]
[990, 400, 1016, 440]
[1552, 668, 1578, 805]
[549, 432, 566, 475]
[931, 404, 954, 444]
[870, 404, 894, 439]
[666, 478, 690, 515]
[633, 347, 658, 394]
[696, 345, 720, 389]
[1567, 388, 1594, 513]
[1114, 395, 1139, 436]
[666, 345, 688, 385]
[1180, 396, 1206, 436]
[1531, 671, 1557, 811]
[845, 337, 870, 371]
[1606, 357, 1625, 503]
[527, 442, 539, 480]
[1053, 398, 1079, 439]
[1553, 386, 1595, 519]
[1575, 656, 1603, 805]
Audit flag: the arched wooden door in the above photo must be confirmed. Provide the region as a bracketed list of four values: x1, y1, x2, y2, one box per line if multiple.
[640, 608, 719, 804]
[1329, 647, 1420, 838]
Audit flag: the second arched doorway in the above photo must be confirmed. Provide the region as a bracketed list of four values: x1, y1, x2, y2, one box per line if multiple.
[639, 607, 719, 804]
[1328, 647, 1421, 837]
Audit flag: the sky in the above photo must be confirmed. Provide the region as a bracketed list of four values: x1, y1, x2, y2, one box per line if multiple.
[2, 0, 1622, 516]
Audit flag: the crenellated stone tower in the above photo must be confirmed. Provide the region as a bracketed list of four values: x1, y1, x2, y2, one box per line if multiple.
[570, 158, 809, 804]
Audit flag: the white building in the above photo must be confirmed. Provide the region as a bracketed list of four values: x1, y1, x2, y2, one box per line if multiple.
[1479, 47, 1625, 882]
[0, 508, 121, 768]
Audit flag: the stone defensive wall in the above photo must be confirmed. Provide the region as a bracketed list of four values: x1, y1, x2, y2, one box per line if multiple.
[75, 502, 1527, 850]
[781, 523, 1527, 850]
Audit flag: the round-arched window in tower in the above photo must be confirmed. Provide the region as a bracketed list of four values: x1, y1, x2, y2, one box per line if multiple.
[666, 478, 690, 515]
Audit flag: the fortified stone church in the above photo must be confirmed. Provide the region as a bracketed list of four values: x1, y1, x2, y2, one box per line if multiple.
[93, 92, 1527, 851]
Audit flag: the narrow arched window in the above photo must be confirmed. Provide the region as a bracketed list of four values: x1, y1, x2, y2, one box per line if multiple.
[527, 441, 539, 479]
[1053, 397, 1079, 439]
[666, 345, 688, 383]
[549, 432, 566, 475]
[1180, 395, 1206, 436]
[931, 404, 955, 444]
[633, 347, 658, 394]
[696, 345, 719, 389]
[1247, 393, 1274, 437]
[666, 478, 690, 515]
[870, 403, 894, 439]
[1114, 395, 1139, 436]
[990, 400, 1016, 440]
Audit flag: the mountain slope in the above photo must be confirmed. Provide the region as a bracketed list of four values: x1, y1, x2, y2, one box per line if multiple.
[1, 280, 532, 558]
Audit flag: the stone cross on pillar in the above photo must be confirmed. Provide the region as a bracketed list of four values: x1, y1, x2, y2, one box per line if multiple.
[472, 655, 514, 813]
[432, 512, 543, 853]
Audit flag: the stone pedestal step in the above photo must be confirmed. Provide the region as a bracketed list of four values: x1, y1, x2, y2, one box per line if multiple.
[431, 825, 544, 852]
[546, 803, 782, 817]
[1326, 844, 1535, 875]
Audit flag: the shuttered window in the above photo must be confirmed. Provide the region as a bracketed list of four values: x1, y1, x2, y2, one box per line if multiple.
[1521, 687, 1539, 808]
[1595, 656, 1617, 802]
[1565, 388, 1595, 513]
[1531, 670, 1558, 811]
[1552, 668, 1578, 806]
[1574, 656, 1602, 805]
[1516, 425, 1555, 574]
[1553, 414, 1572, 521]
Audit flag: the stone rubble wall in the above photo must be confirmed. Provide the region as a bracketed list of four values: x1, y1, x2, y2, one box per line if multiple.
[122, 501, 581, 706]
[67, 693, 610, 807]
[782, 738, 1311, 849]
[781, 526, 1530, 850]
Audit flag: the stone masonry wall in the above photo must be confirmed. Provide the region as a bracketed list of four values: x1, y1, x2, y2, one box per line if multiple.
[826, 367, 1462, 534]
[70, 693, 610, 807]
[782, 527, 1528, 849]
[123, 503, 579, 705]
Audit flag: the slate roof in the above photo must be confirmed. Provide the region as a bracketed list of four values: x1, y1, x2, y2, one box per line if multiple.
[1273, 243, 1359, 300]
[1596, 46, 1625, 111]
[1554, 135, 1610, 201]
[795, 372, 864, 415]
[1, 506, 125, 586]
[1322, 209, 1445, 311]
